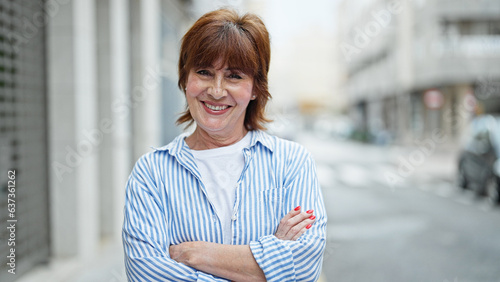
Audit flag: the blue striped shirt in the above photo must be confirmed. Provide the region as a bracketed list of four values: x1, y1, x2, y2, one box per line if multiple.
[122, 130, 327, 281]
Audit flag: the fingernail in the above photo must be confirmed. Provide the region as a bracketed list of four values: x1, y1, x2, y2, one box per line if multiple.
[294, 206, 301, 211]
[309, 215, 316, 220]
[306, 209, 314, 214]
[306, 224, 312, 229]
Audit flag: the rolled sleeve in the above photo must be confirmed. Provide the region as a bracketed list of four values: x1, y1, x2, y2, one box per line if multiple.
[249, 226, 326, 281]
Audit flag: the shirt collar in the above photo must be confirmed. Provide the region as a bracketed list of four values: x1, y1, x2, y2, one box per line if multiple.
[151, 132, 189, 156]
[153, 130, 275, 156]
[249, 130, 274, 152]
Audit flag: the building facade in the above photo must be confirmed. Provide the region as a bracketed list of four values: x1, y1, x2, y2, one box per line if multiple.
[338, 0, 500, 145]
[0, 1, 50, 280]
[0, 0, 223, 280]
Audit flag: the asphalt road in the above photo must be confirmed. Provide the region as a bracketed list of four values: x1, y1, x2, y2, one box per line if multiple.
[297, 133, 500, 282]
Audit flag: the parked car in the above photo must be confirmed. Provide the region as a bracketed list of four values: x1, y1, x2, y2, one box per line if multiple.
[457, 115, 500, 204]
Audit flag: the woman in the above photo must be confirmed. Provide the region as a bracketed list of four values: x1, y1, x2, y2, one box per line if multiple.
[123, 8, 327, 282]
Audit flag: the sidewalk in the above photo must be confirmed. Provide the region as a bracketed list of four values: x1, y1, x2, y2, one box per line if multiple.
[296, 131, 458, 188]
[17, 243, 126, 282]
[392, 143, 458, 185]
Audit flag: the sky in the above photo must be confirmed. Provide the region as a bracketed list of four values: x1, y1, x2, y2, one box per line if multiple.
[263, 0, 339, 46]
[243, 0, 344, 111]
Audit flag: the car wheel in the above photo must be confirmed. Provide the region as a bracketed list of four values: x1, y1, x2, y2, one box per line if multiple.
[457, 164, 468, 189]
[485, 176, 500, 205]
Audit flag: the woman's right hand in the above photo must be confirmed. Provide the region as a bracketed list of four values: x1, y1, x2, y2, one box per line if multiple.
[274, 206, 316, 241]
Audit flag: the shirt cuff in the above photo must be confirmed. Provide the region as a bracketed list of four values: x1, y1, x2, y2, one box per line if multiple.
[249, 235, 297, 282]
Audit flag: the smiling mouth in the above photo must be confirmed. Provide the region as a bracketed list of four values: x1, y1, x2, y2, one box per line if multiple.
[203, 102, 231, 111]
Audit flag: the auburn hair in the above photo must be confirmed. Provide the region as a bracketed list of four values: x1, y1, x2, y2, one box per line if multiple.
[177, 8, 272, 131]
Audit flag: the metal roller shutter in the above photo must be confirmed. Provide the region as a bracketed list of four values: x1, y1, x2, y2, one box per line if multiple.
[0, 0, 50, 280]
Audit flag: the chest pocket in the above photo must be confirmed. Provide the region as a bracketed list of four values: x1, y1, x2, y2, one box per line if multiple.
[258, 187, 288, 235]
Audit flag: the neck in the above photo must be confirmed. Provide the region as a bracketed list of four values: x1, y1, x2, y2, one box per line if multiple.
[186, 127, 248, 150]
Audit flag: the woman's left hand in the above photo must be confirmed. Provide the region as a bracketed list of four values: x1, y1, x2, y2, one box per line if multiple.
[274, 206, 316, 241]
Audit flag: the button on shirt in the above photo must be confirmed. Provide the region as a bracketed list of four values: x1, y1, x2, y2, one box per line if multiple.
[122, 130, 327, 282]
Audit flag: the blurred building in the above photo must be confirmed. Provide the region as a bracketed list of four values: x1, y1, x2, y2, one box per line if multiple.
[338, 0, 500, 145]
[0, 0, 218, 281]
[241, 0, 348, 141]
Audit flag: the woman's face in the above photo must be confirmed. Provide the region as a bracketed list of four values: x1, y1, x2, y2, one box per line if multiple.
[185, 60, 255, 137]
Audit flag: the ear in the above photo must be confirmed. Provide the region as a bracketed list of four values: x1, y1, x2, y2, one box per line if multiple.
[251, 94, 257, 100]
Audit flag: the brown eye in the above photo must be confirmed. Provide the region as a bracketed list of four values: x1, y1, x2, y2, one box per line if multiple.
[229, 73, 242, 79]
[196, 70, 210, 76]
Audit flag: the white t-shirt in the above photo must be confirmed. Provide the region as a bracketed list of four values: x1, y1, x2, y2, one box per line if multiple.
[190, 131, 252, 244]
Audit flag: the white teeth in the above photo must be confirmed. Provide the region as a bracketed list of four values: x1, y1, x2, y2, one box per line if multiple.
[204, 102, 229, 111]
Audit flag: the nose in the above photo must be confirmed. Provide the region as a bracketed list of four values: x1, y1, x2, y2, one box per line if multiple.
[207, 74, 226, 99]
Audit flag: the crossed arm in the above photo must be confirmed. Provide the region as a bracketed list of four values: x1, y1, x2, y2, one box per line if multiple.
[124, 153, 326, 281]
[169, 207, 317, 281]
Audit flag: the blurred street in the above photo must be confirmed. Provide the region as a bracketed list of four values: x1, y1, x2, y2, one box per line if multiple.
[296, 131, 500, 282]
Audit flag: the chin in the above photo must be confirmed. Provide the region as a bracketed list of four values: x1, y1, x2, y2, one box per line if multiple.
[198, 123, 228, 133]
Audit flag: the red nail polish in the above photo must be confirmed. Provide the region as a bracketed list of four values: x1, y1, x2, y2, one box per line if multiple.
[309, 215, 316, 220]
[306, 224, 312, 229]
[294, 206, 301, 211]
[306, 209, 314, 214]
